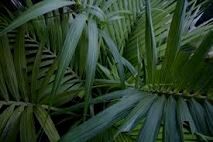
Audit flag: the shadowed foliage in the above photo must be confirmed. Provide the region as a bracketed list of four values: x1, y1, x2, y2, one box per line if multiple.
[0, 0, 212, 142]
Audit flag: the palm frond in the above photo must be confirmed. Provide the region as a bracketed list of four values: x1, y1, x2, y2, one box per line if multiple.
[0, 0, 212, 141]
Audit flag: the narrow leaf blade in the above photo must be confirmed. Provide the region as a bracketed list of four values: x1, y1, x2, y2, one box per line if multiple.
[34, 106, 60, 142]
[0, 0, 75, 35]
[84, 19, 99, 119]
[137, 95, 165, 142]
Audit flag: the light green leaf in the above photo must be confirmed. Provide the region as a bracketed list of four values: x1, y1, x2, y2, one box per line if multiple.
[102, 0, 118, 11]
[101, 30, 125, 87]
[51, 14, 87, 100]
[86, 5, 106, 21]
[122, 57, 138, 77]
[84, 19, 99, 119]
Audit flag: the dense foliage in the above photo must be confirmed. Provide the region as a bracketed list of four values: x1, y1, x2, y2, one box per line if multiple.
[0, 0, 212, 142]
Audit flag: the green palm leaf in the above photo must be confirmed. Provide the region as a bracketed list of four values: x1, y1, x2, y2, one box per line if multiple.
[84, 19, 99, 119]
[0, 0, 212, 142]
[0, 0, 75, 35]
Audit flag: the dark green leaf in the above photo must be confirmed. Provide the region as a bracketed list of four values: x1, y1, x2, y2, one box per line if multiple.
[204, 101, 213, 135]
[163, 0, 187, 74]
[144, 0, 157, 83]
[34, 106, 60, 142]
[189, 99, 209, 135]
[61, 92, 142, 142]
[177, 97, 196, 141]
[0, 63, 9, 101]
[20, 107, 36, 142]
[51, 14, 87, 100]
[0, 106, 24, 142]
[164, 96, 181, 142]
[120, 94, 157, 132]
[0, 35, 20, 100]
[137, 95, 165, 142]
[14, 26, 29, 101]
[0, 105, 15, 134]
